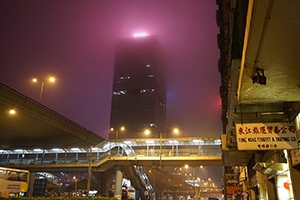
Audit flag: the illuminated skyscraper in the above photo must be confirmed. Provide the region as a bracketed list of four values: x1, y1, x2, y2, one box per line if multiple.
[109, 35, 166, 139]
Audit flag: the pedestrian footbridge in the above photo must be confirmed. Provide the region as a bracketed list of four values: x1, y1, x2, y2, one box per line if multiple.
[0, 137, 222, 170]
[1, 137, 222, 199]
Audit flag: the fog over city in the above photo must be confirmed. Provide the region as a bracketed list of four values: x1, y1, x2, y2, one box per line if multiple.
[1, 1, 221, 139]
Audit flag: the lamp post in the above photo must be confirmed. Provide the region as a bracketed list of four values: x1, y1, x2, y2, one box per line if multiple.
[144, 128, 179, 159]
[32, 77, 55, 103]
[173, 128, 179, 134]
[159, 131, 162, 170]
[110, 126, 125, 140]
[145, 128, 180, 200]
[73, 176, 77, 192]
[59, 183, 62, 193]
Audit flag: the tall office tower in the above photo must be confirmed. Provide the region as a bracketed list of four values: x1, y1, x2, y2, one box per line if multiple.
[109, 35, 166, 139]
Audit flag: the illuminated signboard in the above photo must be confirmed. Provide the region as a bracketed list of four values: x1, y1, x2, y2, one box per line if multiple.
[226, 186, 241, 195]
[236, 122, 298, 150]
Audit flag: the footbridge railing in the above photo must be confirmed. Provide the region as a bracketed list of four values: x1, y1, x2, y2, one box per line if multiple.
[0, 137, 221, 166]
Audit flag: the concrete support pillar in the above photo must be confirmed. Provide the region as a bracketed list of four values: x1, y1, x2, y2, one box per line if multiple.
[115, 165, 123, 200]
[255, 154, 268, 200]
[94, 169, 116, 197]
[27, 172, 36, 197]
[135, 189, 140, 200]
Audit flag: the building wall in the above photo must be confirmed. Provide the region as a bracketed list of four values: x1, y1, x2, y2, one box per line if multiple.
[109, 35, 166, 139]
[218, 0, 300, 199]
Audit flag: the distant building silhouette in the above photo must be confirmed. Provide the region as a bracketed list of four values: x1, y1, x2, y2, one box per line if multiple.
[109, 35, 166, 139]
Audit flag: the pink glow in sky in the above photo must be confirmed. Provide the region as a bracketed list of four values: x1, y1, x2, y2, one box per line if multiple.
[0, 0, 221, 139]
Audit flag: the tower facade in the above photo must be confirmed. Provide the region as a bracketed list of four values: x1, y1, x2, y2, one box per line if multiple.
[109, 35, 166, 139]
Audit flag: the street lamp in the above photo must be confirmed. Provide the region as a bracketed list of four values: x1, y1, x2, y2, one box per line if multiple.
[144, 128, 179, 200]
[59, 183, 62, 193]
[173, 128, 179, 134]
[32, 77, 55, 103]
[73, 176, 77, 192]
[144, 128, 179, 159]
[110, 126, 125, 139]
[145, 129, 150, 135]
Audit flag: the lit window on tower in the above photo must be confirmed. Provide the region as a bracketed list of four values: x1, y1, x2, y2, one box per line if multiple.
[118, 76, 131, 80]
[113, 90, 127, 95]
[140, 89, 155, 93]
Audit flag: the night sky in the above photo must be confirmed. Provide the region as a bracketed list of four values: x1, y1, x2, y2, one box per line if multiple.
[0, 1, 221, 139]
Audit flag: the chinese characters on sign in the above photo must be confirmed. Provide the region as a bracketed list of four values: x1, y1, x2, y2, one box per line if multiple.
[226, 186, 241, 195]
[236, 123, 298, 150]
[6, 183, 21, 191]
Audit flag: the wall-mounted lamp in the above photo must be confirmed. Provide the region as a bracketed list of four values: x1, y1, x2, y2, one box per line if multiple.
[252, 68, 266, 85]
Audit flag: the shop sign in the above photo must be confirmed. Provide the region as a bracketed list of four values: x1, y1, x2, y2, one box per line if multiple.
[226, 186, 241, 195]
[236, 123, 297, 150]
[227, 180, 238, 184]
